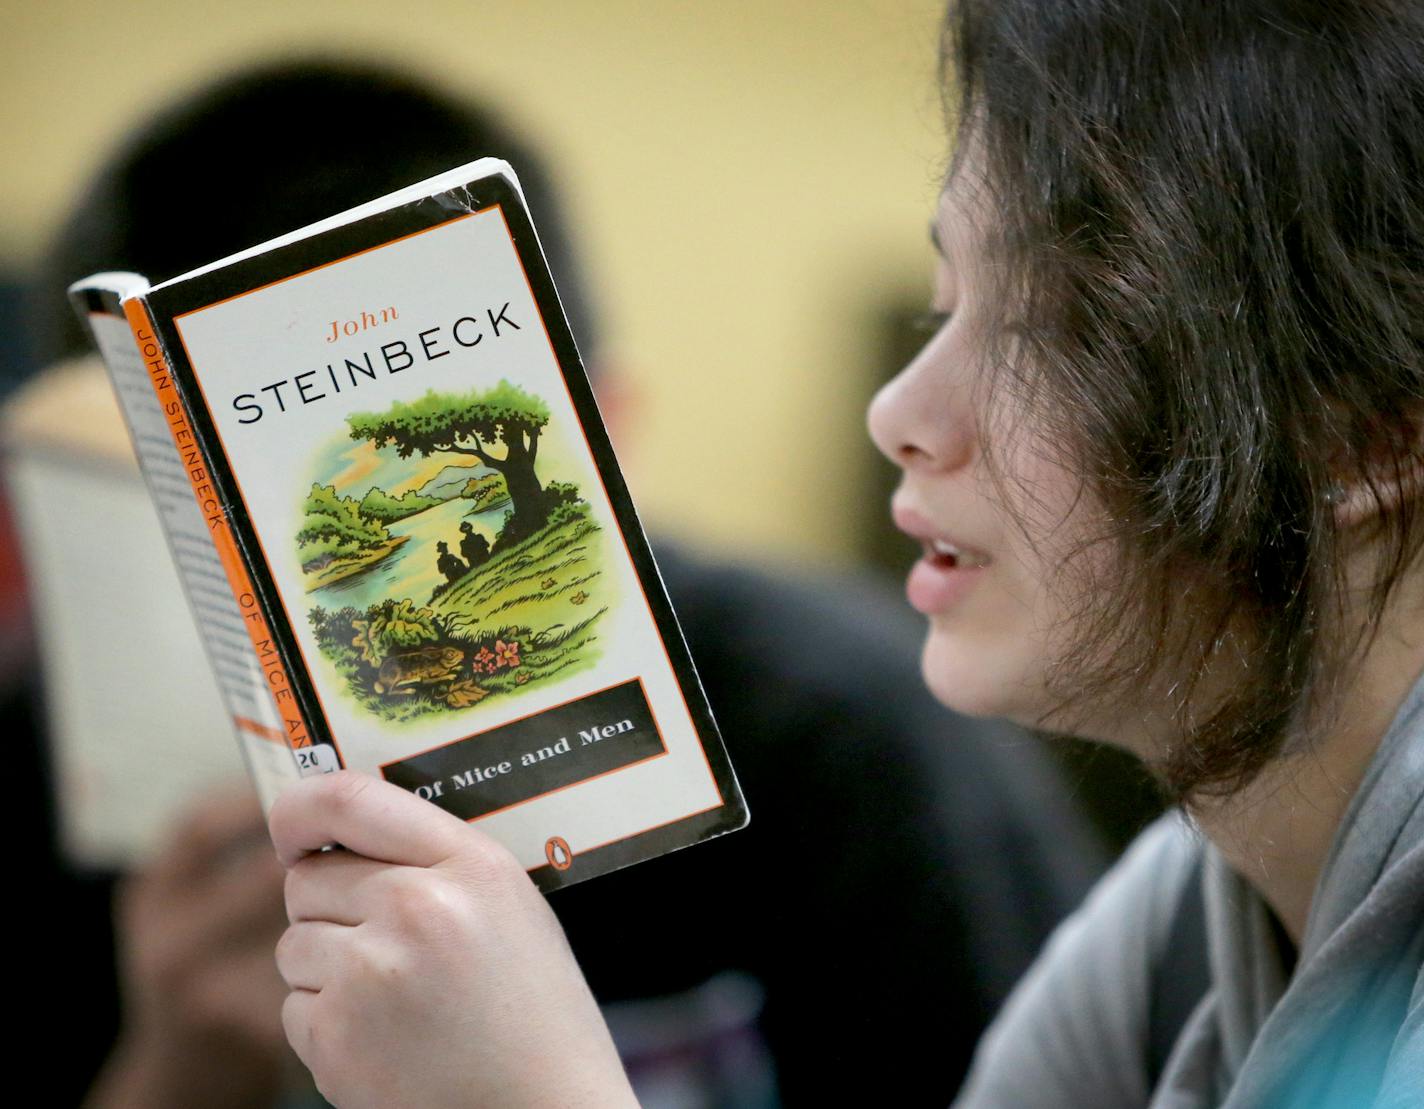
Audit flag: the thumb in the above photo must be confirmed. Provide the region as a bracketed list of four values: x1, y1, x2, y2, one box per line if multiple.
[267, 771, 468, 869]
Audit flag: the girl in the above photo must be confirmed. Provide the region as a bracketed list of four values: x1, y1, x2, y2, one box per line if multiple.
[271, 1, 1424, 1105]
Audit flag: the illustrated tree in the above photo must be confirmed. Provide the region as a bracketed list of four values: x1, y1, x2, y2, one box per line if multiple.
[298, 483, 390, 548]
[348, 382, 552, 543]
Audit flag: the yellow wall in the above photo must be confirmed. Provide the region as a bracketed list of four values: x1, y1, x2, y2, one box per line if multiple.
[2, 0, 948, 565]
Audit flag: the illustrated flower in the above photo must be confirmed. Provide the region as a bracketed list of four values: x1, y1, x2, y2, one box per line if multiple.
[473, 646, 497, 674]
[494, 639, 521, 669]
[570, 591, 589, 605]
[514, 671, 530, 685]
[541, 577, 557, 589]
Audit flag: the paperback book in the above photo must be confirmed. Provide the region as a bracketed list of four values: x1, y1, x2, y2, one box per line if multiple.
[71, 157, 746, 889]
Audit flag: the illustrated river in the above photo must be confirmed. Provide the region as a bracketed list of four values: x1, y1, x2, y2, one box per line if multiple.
[310, 496, 509, 612]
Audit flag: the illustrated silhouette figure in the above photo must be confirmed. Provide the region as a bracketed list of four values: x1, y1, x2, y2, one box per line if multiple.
[435, 540, 467, 585]
[459, 521, 490, 568]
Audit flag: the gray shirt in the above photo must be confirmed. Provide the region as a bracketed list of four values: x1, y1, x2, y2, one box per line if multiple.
[955, 678, 1424, 1108]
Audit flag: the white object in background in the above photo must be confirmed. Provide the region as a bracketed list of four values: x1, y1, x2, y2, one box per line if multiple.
[3, 357, 245, 868]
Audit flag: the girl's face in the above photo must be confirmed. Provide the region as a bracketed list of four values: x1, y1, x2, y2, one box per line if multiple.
[868, 176, 1136, 742]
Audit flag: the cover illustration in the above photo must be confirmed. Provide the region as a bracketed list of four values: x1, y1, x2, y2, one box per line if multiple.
[302, 379, 608, 722]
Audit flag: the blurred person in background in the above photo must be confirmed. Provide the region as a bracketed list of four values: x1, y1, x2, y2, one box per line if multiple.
[28, 59, 1106, 1107]
[253, 0, 1424, 1103]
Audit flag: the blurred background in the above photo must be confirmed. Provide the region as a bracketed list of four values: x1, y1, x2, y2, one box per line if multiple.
[2, 0, 950, 568]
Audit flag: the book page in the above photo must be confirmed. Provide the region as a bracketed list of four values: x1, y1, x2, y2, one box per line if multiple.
[4, 435, 246, 867]
[147, 157, 514, 292]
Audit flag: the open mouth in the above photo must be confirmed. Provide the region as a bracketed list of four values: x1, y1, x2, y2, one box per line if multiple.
[924, 537, 987, 570]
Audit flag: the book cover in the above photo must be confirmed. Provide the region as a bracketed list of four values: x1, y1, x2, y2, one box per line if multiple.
[76, 159, 746, 889]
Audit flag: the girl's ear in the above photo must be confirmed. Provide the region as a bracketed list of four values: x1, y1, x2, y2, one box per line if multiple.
[1330, 405, 1424, 530]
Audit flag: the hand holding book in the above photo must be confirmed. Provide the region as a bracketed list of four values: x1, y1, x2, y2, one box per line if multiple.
[271, 771, 638, 1108]
[71, 156, 746, 1103]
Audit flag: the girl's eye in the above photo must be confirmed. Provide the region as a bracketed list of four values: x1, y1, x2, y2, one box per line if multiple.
[911, 309, 953, 335]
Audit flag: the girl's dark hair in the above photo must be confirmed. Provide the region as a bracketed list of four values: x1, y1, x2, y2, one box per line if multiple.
[943, 0, 1424, 800]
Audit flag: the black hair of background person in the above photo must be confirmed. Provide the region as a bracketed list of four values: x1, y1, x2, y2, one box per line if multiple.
[28, 58, 1108, 1105]
[31, 58, 597, 365]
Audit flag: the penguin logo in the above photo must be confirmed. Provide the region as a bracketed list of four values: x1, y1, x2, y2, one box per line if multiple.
[545, 836, 573, 871]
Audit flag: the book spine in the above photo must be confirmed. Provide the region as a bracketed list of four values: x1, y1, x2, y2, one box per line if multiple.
[74, 294, 306, 807]
[121, 298, 334, 775]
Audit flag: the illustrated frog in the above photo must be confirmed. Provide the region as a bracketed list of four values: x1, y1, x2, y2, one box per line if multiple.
[373, 645, 466, 695]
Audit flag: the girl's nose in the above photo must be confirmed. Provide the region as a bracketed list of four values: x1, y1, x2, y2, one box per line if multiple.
[866, 329, 976, 475]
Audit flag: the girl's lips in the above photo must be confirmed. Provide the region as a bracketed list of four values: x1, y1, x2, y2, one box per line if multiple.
[892, 501, 992, 614]
[906, 549, 987, 614]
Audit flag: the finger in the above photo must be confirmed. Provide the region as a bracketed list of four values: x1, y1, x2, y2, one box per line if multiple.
[123, 840, 288, 961]
[138, 842, 286, 939]
[147, 782, 270, 888]
[275, 920, 354, 992]
[188, 945, 289, 1047]
[284, 849, 396, 925]
[268, 771, 468, 869]
[281, 987, 321, 1072]
[196, 850, 290, 953]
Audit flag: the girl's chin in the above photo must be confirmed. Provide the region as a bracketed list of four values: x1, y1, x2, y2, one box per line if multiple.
[918, 632, 1035, 721]
[921, 632, 1165, 755]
